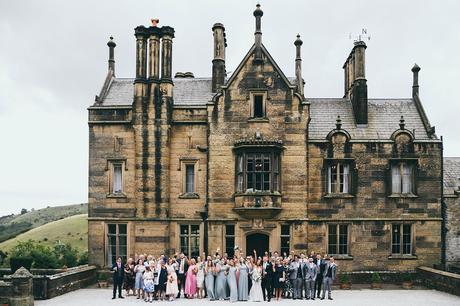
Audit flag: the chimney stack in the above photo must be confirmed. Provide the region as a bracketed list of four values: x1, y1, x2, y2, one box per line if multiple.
[294, 34, 304, 97]
[253, 4, 263, 63]
[411, 63, 420, 97]
[148, 20, 162, 82]
[212, 23, 226, 92]
[343, 41, 368, 125]
[134, 26, 149, 81]
[161, 26, 175, 83]
[107, 36, 116, 76]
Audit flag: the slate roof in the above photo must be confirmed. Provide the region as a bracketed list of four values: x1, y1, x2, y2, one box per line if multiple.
[100, 77, 215, 106]
[98, 78, 434, 141]
[444, 157, 460, 195]
[308, 98, 432, 140]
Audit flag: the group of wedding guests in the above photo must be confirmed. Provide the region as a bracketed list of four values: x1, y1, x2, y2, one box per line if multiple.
[111, 248, 337, 302]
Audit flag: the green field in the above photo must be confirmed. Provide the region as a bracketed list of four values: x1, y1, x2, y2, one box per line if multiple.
[0, 214, 88, 253]
[0, 203, 87, 243]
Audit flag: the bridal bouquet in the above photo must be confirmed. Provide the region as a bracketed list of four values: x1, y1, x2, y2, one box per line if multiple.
[252, 272, 261, 282]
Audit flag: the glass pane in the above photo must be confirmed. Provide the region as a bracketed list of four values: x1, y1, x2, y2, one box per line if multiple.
[274, 155, 279, 172]
[186, 164, 195, 193]
[180, 225, 188, 235]
[273, 174, 279, 192]
[331, 164, 338, 193]
[247, 173, 254, 190]
[113, 164, 123, 193]
[392, 224, 401, 254]
[118, 235, 127, 247]
[191, 236, 200, 257]
[255, 155, 263, 171]
[328, 225, 337, 254]
[226, 225, 235, 236]
[263, 173, 270, 191]
[263, 156, 270, 171]
[392, 164, 402, 194]
[237, 155, 243, 173]
[402, 163, 413, 194]
[108, 224, 117, 234]
[180, 236, 189, 255]
[255, 173, 262, 191]
[237, 174, 243, 192]
[254, 95, 264, 118]
[339, 225, 348, 254]
[118, 224, 127, 235]
[191, 225, 199, 235]
[402, 224, 412, 254]
[247, 156, 254, 172]
[281, 225, 290, 236]
[281, 237, 290, 255]
[226, 237, 235, 257]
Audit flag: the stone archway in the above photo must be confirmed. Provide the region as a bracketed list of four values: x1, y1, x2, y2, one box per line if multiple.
[246, 232, 269, 257]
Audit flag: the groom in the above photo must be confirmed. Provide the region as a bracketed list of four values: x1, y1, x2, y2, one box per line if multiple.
[261, 255, 274, 302]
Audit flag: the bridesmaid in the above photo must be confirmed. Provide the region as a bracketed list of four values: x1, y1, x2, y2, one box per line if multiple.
[204, 257, 215, 300]
[196, 256, 205, 298]
[227, 259, 238, 303]
[123, 258, 135, 296]
[185, 258, 198, 298]
[237, 257, 249, 301]
[214, 257, 227, 300]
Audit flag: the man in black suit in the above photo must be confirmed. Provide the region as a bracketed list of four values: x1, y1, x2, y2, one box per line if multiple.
[111, 257, 125, 299]
[176, 253, 188, 298]
[261, 255, 274, 302]
[315, 254, 326, 298]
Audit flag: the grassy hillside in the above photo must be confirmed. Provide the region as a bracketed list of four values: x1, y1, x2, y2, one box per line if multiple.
[0, 203, 87, 243]
[0, 214, 88, 253]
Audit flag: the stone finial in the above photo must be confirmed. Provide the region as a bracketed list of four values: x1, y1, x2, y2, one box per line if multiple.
[412, 63, 420, 97]
[399, 115, 406, 130]
[151, 18, 159, 27]
[253, 3, 263, 63]
[12, 267, 33, 278]
[294, 34, 303, 47]
[253, 3, 263, 18]
[411, 63, 421, 73]
[107, 36, 116, 75]
[336, 115, 342, 130]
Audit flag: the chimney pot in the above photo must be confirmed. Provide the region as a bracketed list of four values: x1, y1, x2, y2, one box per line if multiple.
[107, 36, 116, 76]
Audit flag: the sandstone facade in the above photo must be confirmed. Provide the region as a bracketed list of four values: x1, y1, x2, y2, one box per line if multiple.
[88, 5, 443, 271]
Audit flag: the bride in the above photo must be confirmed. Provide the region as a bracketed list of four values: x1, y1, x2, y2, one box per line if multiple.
[249, 258, 264, 302]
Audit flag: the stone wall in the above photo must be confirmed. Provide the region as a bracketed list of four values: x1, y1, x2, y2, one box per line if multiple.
[0, 267, 33, 306]
[417, 266, 460, 296]
[445, 193, 460, 269]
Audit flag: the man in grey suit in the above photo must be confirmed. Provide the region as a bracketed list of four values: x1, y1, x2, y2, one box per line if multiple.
[321, 256, 337, 300]
[288, 255, 303, 299]
[303, 257, 317, 300]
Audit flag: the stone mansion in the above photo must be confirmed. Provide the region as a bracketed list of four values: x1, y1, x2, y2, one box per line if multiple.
[88, 5, 445, 271]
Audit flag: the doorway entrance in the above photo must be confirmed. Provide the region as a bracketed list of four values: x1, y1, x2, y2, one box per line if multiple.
[246, 233, 269, 257]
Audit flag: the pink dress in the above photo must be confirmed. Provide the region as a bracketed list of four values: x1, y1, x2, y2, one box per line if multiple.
[184, 264, 197, 297]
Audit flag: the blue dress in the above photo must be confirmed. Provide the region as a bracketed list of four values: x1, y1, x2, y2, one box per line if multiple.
[238, 263, 249, 301]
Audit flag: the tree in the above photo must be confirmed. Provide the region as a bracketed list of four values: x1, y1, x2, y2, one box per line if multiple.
[20, 208, 28, 215]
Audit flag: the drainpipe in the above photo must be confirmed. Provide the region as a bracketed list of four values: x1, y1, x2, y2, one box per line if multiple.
[440, 136, 446, 270]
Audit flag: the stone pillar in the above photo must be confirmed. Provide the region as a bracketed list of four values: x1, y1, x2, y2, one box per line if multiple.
[148, 26, 162, 82]
[10, 267, 33, 306]
[294, 34, 304, 96]
[135, 26, 148, 81]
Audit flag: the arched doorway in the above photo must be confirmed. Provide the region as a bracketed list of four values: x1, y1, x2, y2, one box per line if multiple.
[246, 233, 269, 257]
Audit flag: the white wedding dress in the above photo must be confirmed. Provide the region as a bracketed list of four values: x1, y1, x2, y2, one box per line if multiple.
[249, 266, 264, 302]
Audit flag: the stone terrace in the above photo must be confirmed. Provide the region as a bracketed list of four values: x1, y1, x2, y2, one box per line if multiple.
[36, 288, 460, 306]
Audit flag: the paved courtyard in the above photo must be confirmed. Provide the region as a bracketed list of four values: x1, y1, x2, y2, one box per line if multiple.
[35, 288, 460, 306]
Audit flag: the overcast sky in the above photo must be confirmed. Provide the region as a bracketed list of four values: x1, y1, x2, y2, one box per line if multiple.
[0, 0, 459, 216]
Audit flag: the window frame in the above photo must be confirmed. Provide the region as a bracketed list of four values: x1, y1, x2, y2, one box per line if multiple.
[249, 91, 268, 119]
[280, 224, 290, 256]
[323, 159, 355, 197]
[106, 223, 128, 267]
[179, 158, 200, 199]
[235, 150, 281, 194]
[391, 223, 414, 256]
[225, 224, 235, 257]
[179, 224, 201, 258]
[388, 159, 418, 197]
[106, 159, 127, 197]
[327, 223, 350, 256]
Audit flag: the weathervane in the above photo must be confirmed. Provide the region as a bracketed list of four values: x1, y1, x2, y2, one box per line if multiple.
[349, 28, 371, 43]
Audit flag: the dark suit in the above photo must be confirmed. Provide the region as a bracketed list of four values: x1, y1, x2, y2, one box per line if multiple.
[315, 259, 326, 298]
[176, 258, 189, 297]
[261, 262, 274, 301]
[112, 262, 124, 298]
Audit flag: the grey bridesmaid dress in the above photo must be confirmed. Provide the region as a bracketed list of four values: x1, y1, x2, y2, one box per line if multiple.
[238, 263, 249, 301]
[205, 267, 215, 300]
[214, 262, 228, 300]
[227, 266, 238, 303]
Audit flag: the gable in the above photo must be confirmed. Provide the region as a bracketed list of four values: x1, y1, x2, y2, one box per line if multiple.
[223, 43, 295, 91]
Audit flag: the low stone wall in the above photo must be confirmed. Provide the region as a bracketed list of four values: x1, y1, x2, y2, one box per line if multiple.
[0, 268, 66, 278]
[417, 266, 460, 296]
[33, 265, 97, 300]
[0, 267, 34, 306]
[337, 270, 416, 284]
